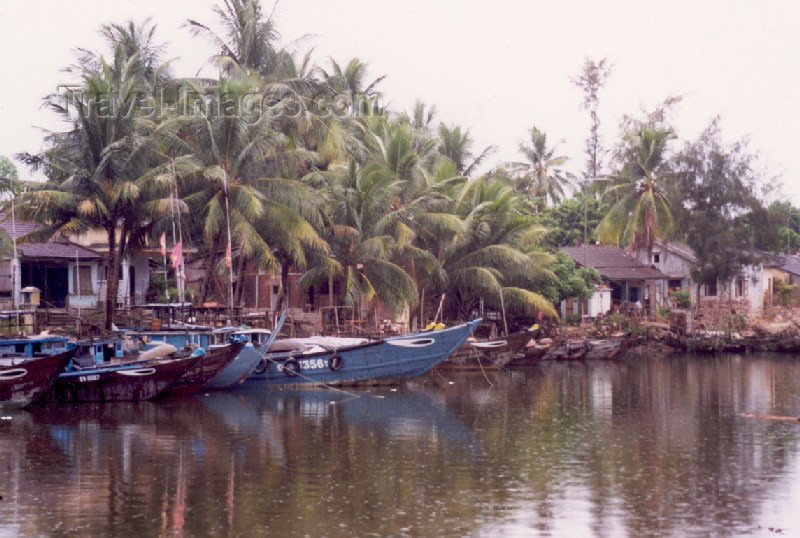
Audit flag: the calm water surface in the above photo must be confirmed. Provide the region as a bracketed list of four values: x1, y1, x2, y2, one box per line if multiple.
[2, 354, 800, 537]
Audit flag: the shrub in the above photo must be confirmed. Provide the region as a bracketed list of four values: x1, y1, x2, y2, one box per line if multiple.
[671, 289, 691, 309]
[774, 280, 798, 307]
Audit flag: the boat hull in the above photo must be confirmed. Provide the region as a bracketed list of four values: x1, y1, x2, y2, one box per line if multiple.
[161, 341, 245, 397]
[0, 350, 75, 408]
[43, 354, 199, 403]
[244, 319, 480, 387]
[206, 343, 267, 389]
[437, 331, 532, 371]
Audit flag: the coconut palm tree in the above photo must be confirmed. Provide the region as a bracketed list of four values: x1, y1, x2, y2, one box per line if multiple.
[173, 74, 326, 305]
[595, 127, 675, 262]
[15, 24, 175, 329]
[437, 123, 496, 177]
[510, 126, 573, 210]
[301, 160, 418, 317]
[394, 171, 556, 324]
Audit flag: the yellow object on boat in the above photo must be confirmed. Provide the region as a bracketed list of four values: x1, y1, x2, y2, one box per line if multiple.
[425, 322, 446, 330]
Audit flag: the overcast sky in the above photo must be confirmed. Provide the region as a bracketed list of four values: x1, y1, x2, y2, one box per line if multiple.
[1, 0, 798, 200]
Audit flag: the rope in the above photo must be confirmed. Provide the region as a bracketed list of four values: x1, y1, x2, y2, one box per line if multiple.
[251, 346, 384, 400]
[472, 345, 493, 387]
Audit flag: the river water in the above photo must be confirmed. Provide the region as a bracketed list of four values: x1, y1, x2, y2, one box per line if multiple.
[1, 353, 800, 537]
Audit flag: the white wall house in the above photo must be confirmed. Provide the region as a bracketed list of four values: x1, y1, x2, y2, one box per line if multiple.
[0, 218, 153, 309]
[560, 285, 612, 319]
[635, 241, 767, 316]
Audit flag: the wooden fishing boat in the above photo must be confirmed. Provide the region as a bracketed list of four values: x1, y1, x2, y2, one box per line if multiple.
[206, 312, 287, 389]
[160, 339, 245, 397]
[436, 330, 532, 371]
[542, 338, 625, 361]
[43, 351, 200, 403]
[243, 318, 481, 387]
[0, 348, 76, 408]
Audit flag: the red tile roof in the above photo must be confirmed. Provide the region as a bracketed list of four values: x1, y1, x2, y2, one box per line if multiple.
[561, 245, 668, 280]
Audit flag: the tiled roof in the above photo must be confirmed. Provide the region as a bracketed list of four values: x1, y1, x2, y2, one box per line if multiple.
[19, 241, 100, 260]
[561, 245, 668, 280]
[0, 214, 40, 240]
[780, 254, 800, 276]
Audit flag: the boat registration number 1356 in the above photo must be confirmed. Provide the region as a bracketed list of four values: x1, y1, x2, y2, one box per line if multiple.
[276, 358, 327, 371]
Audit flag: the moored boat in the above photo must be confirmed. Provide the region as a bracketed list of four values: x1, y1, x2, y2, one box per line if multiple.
[436, 330, 532, 371]
[244, 318, 481, 387]
[42, 349, 200, 403]
[206, 313, 286, 389]
[0, 348, 76, 408]
[160, 339, 245, 397]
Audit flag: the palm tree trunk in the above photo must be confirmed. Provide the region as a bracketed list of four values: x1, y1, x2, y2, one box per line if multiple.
[200, 234, 222, 302]
[104, 227, 119, 331]
[234, 256, 248, 307]
[277, 258, 291, 311]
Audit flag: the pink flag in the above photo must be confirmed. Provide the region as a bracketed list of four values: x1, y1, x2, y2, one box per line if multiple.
[224, 242, 232, 269]
[160, 233, 167, 257]
[171, 241, 183, 269]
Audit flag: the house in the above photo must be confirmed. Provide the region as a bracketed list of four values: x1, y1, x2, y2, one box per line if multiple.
[0, 218, 102, 308]
[763, 253, 800, 307]
[633, 240, 769, 319]
[0, 216, 153, 309]
[561, 245, 668, 317]
[71, 229, 153, 307]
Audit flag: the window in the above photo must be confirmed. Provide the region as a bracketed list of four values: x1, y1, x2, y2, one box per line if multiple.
[73, 265, 93, 295]
[653, 253, 660, 264]
[705, 282, 717, 297]
[736, 277, 745, 298]
[668, 279, 682, 291]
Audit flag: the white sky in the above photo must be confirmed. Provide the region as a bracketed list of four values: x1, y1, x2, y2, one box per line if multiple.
[1, 0, 798, 200]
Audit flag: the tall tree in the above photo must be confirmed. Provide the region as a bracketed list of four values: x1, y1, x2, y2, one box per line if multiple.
[571, 57, 612, 179]
[670, 118, 765, 297]
[509, 126, 573, 210]
[595, 127, 675, 262]
[437, 123, 496, 177]
[16, 21, 173, 329]
[175, 75, 325, 305]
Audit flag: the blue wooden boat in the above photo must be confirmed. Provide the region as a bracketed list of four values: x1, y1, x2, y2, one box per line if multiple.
[0, 335, 71, 358]
[206, 322, 283, 389]
[244, 318, 481, 386]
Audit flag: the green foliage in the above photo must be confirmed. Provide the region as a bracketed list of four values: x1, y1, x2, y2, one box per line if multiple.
[726, 313, 748, 332]
[670, 289, 691, 309]
[774, 280, 798, 307]
[753, 201, 800, 253]
[595, 126, 675, 257]
[538, 193, 608, 248]
[539, 251, 601, 306]
[670, 118, 764, 286]
[0, 156, 19, 189]
[657, 306, 671, 318]
[508, 126, 574, 208]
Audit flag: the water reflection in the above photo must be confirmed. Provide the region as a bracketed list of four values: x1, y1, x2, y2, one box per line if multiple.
[0, 354, 798, 536]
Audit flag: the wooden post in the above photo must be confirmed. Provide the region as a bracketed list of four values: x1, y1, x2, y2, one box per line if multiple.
[499, 288, 509, 336]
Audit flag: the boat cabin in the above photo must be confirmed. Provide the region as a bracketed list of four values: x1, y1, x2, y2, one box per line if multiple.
[209, 327, 271, 348]
[71, 338, 124, 368]
[0, 335, 70, 357]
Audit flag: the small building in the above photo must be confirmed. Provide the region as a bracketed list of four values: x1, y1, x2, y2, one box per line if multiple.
[561, 284, 612, 319]
[0, 215, 153, 308]
[561, 245, 668, 317]
[635, 241, 768, 319]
